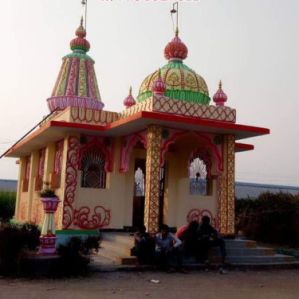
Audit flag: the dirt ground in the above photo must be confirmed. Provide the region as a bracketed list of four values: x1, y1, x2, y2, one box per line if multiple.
[0, 269, 299, 299]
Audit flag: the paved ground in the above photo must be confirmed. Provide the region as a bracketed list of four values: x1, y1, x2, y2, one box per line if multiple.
[1, 269, 299, 299]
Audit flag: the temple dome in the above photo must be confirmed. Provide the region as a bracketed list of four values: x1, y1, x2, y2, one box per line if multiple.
[137, 32, 210, 105]
[47, 18, 104, 112]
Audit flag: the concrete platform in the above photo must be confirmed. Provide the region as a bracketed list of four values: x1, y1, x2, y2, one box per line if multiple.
[92, 232, 299, 271]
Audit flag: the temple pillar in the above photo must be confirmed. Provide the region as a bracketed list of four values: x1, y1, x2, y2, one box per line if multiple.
[218, 134, 235, 236]
[144, 125, 162, 233]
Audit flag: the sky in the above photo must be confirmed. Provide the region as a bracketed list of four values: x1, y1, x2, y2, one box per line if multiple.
[0, 0, 298, 186]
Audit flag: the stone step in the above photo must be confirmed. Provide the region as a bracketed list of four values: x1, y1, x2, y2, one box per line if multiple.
[100, 239, 132, 257]
[226, 254, 296, 264]
[210, 247, 275, 257]
[224, 239, 257, 248]
[98, 246, 137, 266]
[101, 232, 135, 247]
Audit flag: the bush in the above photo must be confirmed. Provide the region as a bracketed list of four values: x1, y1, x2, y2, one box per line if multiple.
[0, 191, 16, 223]
[0, 222, 40, 275]
[56, 236, 101, 276]
[236, 192, 299, 245]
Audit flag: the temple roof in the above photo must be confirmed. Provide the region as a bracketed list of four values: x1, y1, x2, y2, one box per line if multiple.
[137, 32, 210, 105]
[47, 18, 104, 112]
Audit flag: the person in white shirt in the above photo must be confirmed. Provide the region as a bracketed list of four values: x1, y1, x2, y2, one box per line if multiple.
[155, 224, 184, 272]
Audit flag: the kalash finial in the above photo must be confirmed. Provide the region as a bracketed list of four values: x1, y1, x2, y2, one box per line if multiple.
[70, 16, 90, 53]
[213, 80, 228, 106]
[152, 69, 166, 96]
[164, 2, 188, 61]
[123, 86, 136, 108]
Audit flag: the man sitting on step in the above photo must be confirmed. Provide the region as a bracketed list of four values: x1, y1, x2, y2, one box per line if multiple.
[155, 224, 184, 272]
[197, 216, 227, 266]
[132, 225, 155, 265]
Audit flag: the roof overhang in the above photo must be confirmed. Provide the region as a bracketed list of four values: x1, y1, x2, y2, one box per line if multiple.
[4, 110, 269, 157]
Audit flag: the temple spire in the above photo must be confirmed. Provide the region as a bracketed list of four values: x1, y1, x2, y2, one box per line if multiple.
[171, 2, 179, 36]
[81, 0, 88, 30]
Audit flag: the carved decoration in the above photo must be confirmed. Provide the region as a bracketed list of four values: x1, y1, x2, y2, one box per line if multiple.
[79, 135, 113, 172]
[160, 130, 223, 174]
[217, 135, 235, 235]
[119, 131, 147, 173]
[62, 136, 111, 229]
[144, 125, 162, 233]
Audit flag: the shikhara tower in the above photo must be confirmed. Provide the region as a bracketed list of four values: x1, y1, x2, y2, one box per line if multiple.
[5, 9, 269, 235]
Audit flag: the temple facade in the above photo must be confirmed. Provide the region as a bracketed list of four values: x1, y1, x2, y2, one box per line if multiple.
[5, 17, 269, 236]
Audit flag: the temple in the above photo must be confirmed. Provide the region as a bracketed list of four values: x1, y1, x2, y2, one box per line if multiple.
[4, 13, 269, 236]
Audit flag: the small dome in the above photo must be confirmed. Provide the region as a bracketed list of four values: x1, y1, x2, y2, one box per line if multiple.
[70, 18, 90, 53]
[151, 69, 166, 95]
[213, 81, 227, 106]
[123, 87, 136, 108]
[164, 32, 188, 61]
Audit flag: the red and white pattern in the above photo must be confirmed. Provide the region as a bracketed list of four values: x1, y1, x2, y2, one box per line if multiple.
[70, 107, 120, 125]
[121, 96, 236, 123]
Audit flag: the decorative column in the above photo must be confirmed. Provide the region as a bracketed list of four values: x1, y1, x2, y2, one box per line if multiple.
[218, 134, 235, 236]
[39, 197, 60, 254]
[144, 125, 162, 233]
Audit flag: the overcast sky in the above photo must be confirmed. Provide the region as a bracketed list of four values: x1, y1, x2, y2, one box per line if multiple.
[0, 0, 298, 186]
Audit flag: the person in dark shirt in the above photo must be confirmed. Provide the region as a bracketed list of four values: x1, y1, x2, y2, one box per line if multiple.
[132, 225, 155, 264]
[197, 216, 226, 265]
[177, 220, 199, 258]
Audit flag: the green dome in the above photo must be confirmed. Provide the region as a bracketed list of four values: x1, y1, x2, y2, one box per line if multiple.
[137, 60, 210, 105]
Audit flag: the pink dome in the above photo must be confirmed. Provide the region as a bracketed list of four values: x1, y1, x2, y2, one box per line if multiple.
[213, 81, 227, 106]
[164, 30, 188, 61]
[123, 87, 136, 108]
[151, 69, 166, 95]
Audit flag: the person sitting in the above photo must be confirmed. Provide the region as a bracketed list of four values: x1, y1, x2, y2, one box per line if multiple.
[132, 225, 155, 264]
[155, 224, 183, 272]
[177, 220, 200, 258]
[197, 216, 226, 266]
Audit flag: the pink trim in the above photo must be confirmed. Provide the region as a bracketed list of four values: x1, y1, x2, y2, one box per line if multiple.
[65, 58, 79, 96]
[47, 96, 104, 112]
[160, 130, 223, 173]
[79, 135, 113, 173]
[54, 140, 64, 174]
[38, 148, 46, 178]
[119, 131, 147, 173]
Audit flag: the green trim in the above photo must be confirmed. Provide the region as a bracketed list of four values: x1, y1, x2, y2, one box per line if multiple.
[64, 52, 94, 63]
[56, 229, 99, 235]
[137, 89, 210, 105]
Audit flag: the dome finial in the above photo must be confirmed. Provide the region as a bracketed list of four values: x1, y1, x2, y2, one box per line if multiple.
[70, 17, 90, 52]
[152, 68, 166, 96]
[124, 86, 136, 108]
[213, 80, 227, 106]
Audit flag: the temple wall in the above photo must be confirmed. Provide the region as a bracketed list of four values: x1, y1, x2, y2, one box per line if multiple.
[67, 137, 138, 229]
[163, 134, 218, 228]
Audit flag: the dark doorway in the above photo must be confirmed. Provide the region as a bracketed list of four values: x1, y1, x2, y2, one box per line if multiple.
[132, 159, 166, 229]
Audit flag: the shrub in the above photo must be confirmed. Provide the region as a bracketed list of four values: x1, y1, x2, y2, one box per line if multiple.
[0, 191, 16, 223]
[56, 236, 101, 276]
[236, 192, 299, 245]
[0, 222, 40, 275]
